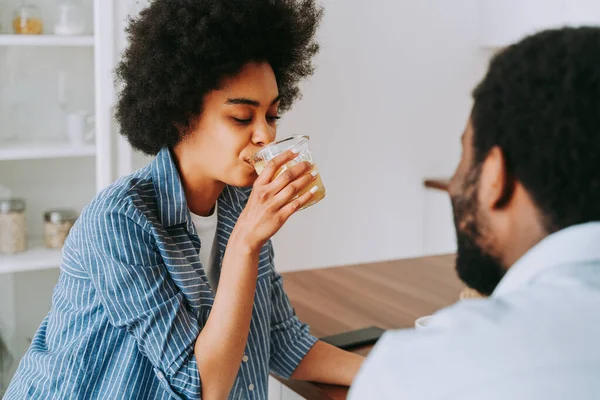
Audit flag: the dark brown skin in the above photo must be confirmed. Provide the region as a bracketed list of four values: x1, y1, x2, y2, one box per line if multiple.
[448, 117, 548, 273]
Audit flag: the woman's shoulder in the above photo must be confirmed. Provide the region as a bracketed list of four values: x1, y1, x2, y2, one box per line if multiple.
[80, 165, 158, 230]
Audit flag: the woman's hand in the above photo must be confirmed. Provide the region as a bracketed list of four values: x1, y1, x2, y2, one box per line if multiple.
[234, 150, 318, 252]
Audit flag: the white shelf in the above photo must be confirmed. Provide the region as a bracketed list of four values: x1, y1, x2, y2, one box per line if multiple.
[0, 141, 96, 161]
[0, 34, 94, 47]
[0, 243, 61, 274]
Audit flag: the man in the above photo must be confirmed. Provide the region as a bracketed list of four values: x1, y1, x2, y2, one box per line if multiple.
[349, 27, 600, 399]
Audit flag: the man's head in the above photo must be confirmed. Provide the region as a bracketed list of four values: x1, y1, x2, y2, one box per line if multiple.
[449, 27, 600, 295]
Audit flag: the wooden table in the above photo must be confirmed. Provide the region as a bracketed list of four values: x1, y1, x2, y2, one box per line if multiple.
[278, 254, 463, 400]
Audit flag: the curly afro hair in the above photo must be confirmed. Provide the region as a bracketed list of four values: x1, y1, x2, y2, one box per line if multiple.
[471, 27, 600, 233]
[115, 0, 323, 155]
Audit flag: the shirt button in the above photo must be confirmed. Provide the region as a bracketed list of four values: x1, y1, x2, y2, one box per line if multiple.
[242, 355, 249, 363]
[248, 383, 255, 391]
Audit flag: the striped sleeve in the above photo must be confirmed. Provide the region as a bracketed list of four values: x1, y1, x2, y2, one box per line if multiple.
[267, 244, 318, 378]
[82, 205, 203, 399]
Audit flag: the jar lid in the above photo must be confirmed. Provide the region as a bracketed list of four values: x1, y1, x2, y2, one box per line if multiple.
[0, 199, 26, 213]
[44, 209, 78, 223]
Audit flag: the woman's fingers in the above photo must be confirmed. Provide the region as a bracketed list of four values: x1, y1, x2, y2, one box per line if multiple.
[253, 150, 299, 186]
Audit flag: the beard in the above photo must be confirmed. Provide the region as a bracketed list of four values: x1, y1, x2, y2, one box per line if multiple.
[451, 167, 506, 296]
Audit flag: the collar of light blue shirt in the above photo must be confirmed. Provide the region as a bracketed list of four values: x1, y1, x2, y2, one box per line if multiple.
[493, 222, 600, 297]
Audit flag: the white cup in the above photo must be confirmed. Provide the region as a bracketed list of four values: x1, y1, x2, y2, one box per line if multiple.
[415, 315, 432, 330]
[66, 111, 95, 146]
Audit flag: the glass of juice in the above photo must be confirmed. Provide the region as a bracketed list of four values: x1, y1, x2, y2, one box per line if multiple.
[251, 135, 326, 210]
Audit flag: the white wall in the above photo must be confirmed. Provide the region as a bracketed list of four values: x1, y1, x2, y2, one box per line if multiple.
[479, 0, 600, 47]
[272, 0, 490, 271]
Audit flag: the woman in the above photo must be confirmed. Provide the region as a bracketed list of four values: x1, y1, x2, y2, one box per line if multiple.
[5, 0, 364, 399]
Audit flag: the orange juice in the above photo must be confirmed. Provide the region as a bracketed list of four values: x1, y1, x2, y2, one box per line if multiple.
[253, 159, 326, 210]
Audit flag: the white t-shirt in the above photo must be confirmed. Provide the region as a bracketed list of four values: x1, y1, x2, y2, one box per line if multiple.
[190, 204, 220, 291]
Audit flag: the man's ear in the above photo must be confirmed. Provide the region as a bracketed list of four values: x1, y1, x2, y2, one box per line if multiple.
[479, 146, 515, 210]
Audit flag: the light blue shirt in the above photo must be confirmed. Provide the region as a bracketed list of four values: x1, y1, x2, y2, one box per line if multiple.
[349, 222, 600, 400]
[5, 148, 317, 399]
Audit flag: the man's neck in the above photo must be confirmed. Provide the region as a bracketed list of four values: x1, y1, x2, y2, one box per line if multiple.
[500, 188, 548, 269]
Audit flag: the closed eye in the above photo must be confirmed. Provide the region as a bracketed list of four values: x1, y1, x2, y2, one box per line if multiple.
[232, 117, 252, 124]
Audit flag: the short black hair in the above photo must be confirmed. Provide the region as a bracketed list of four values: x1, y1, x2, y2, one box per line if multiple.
[115, 0, 323, 155]
[472, 27, 600, 233]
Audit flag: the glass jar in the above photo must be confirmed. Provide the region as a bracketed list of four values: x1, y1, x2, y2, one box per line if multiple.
[44, 209, 77, 249]
[0, 199, 27, 254]
[54, 0, 86, 36]
[13, 1, 43, 35]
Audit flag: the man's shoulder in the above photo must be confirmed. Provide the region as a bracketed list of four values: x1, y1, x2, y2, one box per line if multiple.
[350, 290, 600, 399]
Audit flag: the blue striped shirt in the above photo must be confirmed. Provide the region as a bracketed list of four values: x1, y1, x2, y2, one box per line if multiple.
[5, 148, 318, 399]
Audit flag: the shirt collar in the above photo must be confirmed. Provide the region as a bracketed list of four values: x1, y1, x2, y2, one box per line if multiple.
[150, 147, 252, 229]
[150, 148, 190, 228]
[493, 222, 600, 297]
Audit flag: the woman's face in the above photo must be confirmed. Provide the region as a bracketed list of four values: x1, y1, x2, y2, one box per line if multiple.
[175, 62, 280, 187]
